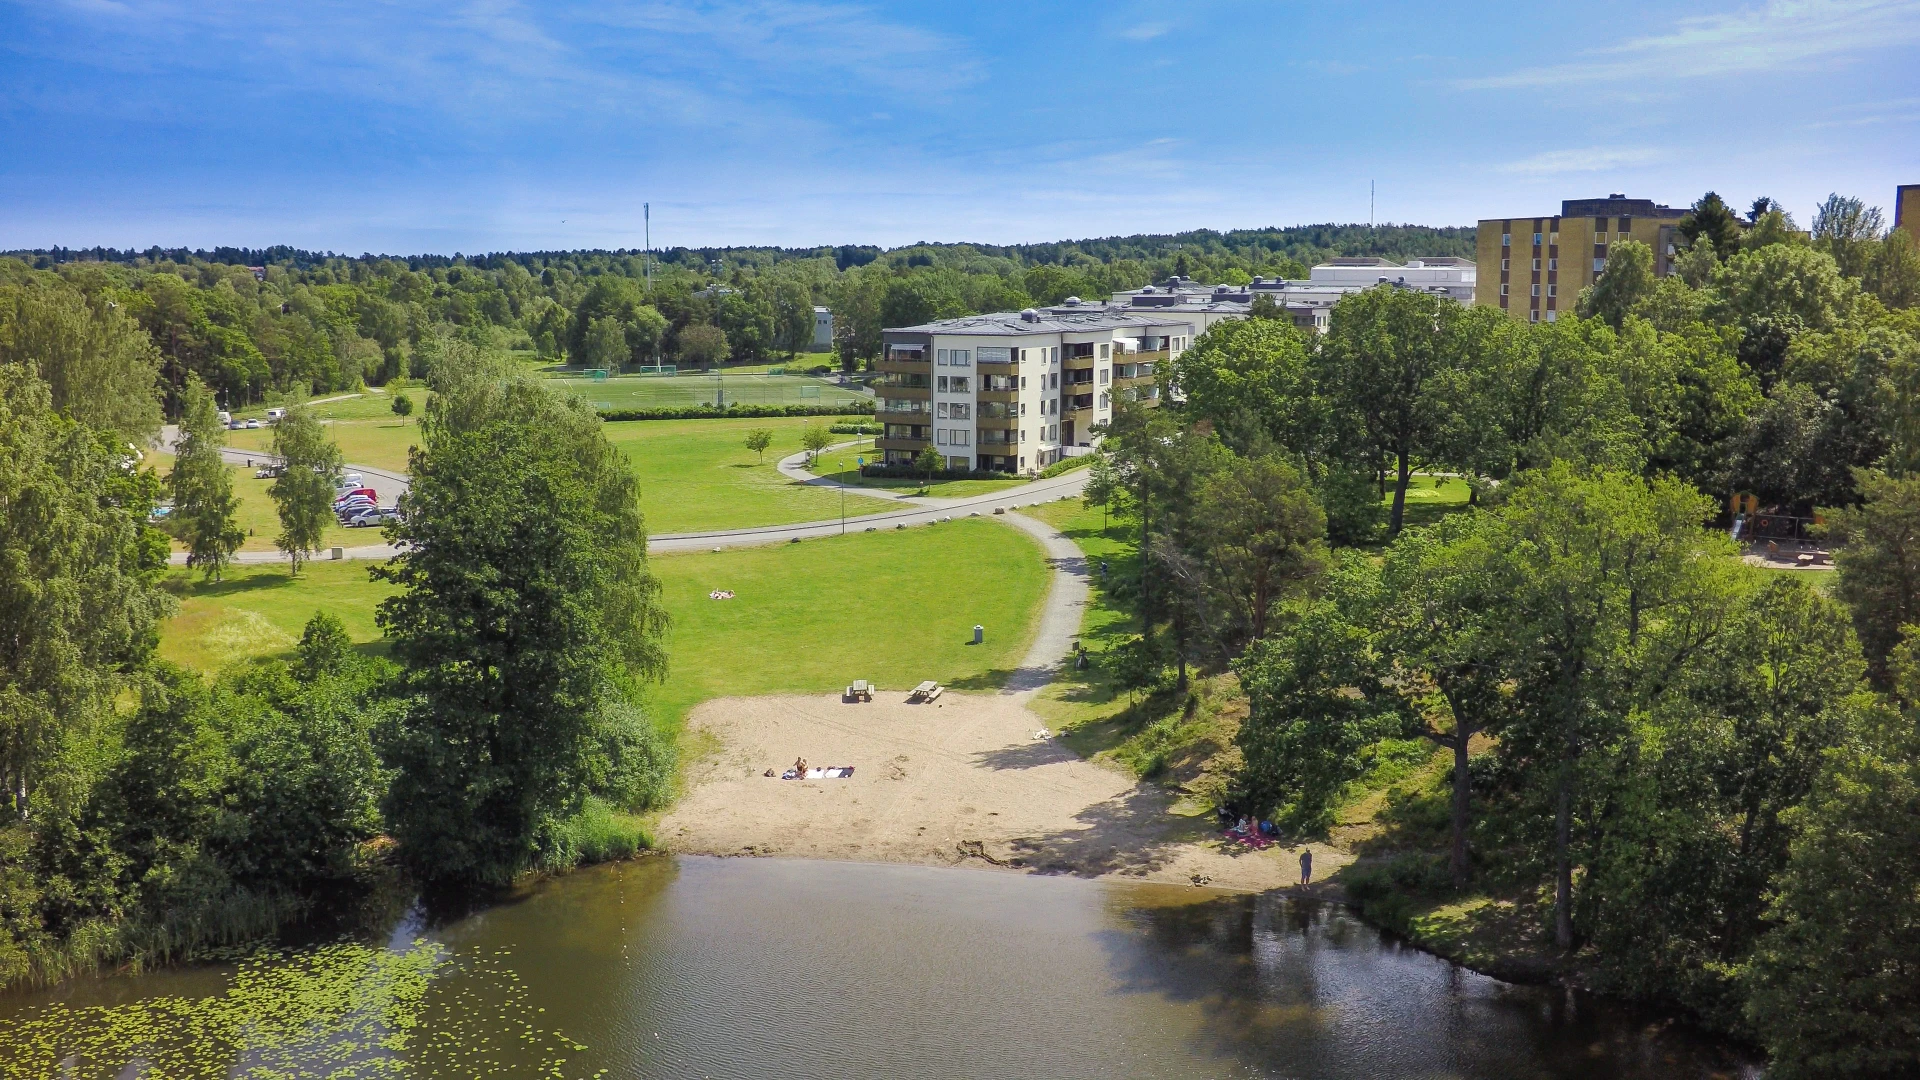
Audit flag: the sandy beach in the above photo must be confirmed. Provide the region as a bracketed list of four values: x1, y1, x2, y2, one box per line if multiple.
[659, 691, 1347, 893]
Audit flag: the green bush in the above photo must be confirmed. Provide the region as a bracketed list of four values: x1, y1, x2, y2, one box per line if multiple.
[538, 798, 651, 870]
[1038, 455, 1094, 479]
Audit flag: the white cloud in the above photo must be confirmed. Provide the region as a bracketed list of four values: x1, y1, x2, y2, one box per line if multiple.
[1459, 0, 1920, 90]
[1497, 147, 1663, 176]
[1120, 22, 1171, 40]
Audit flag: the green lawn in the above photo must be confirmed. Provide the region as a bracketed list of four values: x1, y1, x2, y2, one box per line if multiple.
[227, 417, 421, 474]
[602, 417, 893, 534]
[157, 561, 398, 671]
[643, 517, 1050, 726]
[815, 463, 1029, 499]
[153, 519, 1054, 736]
[549, 372, 867, 411]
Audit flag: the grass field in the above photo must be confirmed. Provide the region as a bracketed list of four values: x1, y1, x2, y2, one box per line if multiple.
[152, 518, 1053, 735]
[157, 561, 398, 670]
[643, 517, 1050, 726]
[550, 372, 867, 411]
[814, 463, 1029, 500]
[226, 416, 421, 474]
[601, 417, 893, 534]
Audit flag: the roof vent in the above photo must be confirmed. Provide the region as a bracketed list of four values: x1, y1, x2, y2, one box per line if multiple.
[1063, 296, 1081, 306]
[1608, 193, 1626, 199]
[1140, 285, 1156, 294]
[1020, 308, 1041, 322]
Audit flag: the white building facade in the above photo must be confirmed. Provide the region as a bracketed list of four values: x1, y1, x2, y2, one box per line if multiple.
[877, 309, 1193, 473]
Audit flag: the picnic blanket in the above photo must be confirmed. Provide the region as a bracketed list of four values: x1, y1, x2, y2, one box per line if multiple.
[781, 766, 855, 780]
[1222, 826, 1273, 850]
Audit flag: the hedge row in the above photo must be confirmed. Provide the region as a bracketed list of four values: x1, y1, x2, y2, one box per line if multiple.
[859, 463, 1019, 482]
[1037, 455, 1094, 479]
[597, 402, 875, 422]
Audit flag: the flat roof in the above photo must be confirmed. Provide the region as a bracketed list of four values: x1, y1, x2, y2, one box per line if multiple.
[885, 310, 1184, 336]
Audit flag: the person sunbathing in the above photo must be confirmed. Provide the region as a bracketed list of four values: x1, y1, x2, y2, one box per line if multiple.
[793, 756, 809, 778]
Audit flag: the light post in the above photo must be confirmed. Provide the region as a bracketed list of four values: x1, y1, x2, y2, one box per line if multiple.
[839, 459, 847, 534]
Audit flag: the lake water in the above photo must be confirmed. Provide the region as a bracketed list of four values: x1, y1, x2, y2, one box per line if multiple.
[0, 856, 1761, 1079]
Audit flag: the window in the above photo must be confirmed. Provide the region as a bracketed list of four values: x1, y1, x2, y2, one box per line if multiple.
[1050, 347, 1058, 363]
[976, 347, 1010, 363]
[1530, 310, 1540, 323]
[936, 376, 948, 392]
[936, 430, 948, 445]
[1533, 232, 1543, 245]
[949, 376, 970, 393]
[1098, 368, 1109, 384]
[1019, 402, 1027, 416]
[936, 349, 947, 365]
[948, 429, 969, 446]
[1593, 258, 1606, 273]
[936, 402, 949, 419]
[1546, 285, 1556, 298]
[1501, 258, 1509, 271]
[1546, 310, 1558, 323]
[1099, 343, 1109, 358]
[1532, 258, 1541, 271]
[1020, 376, 1027, 389]
[1595, 231, 1608, 244]
[950, 349, 970, 367]
[949, 402, 970, 420]
[1548, 258, 1557, 271]
[1499, 283, 1508, 296]
[1020, 429, 1027, 442]
[1530, 284, 1540, 297]
[1050, 372, 1059, 389]
[1502, 233, 1511, 247]
[1549, 232, 1559, 245]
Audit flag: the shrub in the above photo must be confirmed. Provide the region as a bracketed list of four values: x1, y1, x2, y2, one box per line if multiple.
[858, 463, 1017, 481]
[1038, 455, 1094, 479]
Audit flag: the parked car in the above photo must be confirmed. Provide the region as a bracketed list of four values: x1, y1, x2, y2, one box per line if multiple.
[347, 506, 399, 528]
[335, 472, 365, 492]
[216, 411, 231, 426]
[334, 495, 376, 517]
[255, 464, 284, 479]
[244, 419, 262, 429]
[265, 408, 286, 422]
[333, 487, 377, 508]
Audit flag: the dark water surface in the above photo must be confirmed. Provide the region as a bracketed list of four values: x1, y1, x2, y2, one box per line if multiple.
[2, 856, 1761, 1079]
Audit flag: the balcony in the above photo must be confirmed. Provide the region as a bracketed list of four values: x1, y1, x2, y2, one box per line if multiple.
[878, 356, 931, 375]
[877, 385, 931, 401]
[877, 436, 931, 452]
[978, 389, 1018, 405]
[976, 414, 1019, 430]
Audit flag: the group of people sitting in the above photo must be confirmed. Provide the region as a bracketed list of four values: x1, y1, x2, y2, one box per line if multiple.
[1217, 807, 1278, 849]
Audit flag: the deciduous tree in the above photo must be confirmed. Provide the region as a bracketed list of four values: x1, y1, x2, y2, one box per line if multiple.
[169, 375, 245, 581]
[267, 403, 342, 575]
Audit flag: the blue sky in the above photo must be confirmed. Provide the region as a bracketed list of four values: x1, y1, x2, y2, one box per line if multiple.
[1, 0, 1916, 253]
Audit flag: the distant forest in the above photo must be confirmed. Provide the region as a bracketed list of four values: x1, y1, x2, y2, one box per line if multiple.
[0, 222, 1473, 412]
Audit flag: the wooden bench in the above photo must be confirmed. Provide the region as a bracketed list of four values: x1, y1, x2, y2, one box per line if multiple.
[907, 680, 944, 704]
[845, 680, 872, 702]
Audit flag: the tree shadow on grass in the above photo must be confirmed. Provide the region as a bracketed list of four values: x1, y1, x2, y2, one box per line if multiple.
[947, 667, 1023, 692]
[166, 572, 311, 599]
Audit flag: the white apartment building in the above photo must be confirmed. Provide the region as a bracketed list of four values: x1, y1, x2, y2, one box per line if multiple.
[877, 309, 1193, 473]
[1107, 258, 1476, 332]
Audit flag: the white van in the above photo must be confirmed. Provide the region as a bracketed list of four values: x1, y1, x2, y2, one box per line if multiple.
[265, 407, 286, 422]
[216, 410, 231, 426]
[336, 472, 365, 492]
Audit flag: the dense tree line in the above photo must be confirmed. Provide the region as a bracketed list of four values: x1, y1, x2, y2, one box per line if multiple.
[0, 339, 674, 983]
[1087, 191, 1920, 1076]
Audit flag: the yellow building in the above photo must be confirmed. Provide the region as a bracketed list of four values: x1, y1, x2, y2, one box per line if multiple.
[1898, 184, 1920, 244]
[1475, 194, 1687, 322]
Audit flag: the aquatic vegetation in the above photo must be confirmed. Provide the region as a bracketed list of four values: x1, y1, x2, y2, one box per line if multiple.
[0, 942, 590, 1079]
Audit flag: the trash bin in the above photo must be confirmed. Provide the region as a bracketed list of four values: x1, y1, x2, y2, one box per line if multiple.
[973, 625, 984, 645]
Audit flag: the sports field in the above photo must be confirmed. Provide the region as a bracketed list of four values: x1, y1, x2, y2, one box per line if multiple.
[550, 372, 869, 411]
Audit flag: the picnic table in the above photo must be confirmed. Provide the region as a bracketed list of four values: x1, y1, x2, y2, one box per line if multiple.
[907, 680, 944, 704]
[846, 679, 873, 702]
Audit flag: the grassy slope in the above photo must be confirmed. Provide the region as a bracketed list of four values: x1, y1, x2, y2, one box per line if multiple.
[643, 518, 1050, 727]
[602, 417, 892, 534]
[155, 518, 1052, 737]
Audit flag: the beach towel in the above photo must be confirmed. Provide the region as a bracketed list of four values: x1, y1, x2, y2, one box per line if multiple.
[782, 766, 855, 780]
[1222, 827, 1273, 850]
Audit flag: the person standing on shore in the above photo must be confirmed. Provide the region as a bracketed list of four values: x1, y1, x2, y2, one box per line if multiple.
[1299, 849, 1312, 886]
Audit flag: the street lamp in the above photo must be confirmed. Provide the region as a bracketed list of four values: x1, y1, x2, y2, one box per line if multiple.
[839, 460, 847, 534]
